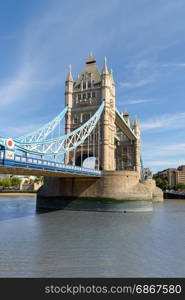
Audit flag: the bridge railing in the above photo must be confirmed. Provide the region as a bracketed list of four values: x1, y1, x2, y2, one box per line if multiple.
[0, 150, 101, 177]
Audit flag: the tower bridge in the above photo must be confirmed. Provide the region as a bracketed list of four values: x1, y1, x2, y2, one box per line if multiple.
[0, 55, 163, 208]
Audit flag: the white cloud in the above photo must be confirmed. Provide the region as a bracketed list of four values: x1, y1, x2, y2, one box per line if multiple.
[119, 78, 153, 88]
[0, 1, 119, 110]
[0, 63, 62, 107]
[145, 160, 177, 166]
[142, 143, 185, 161]
[144, 160, 185, 168]
[124, 98, 156, 105]
[141, 112, 185, 131]
[162, 63, 185, 68]
[0, 64, 33, 106]
[142, 143, 185, 172]
[1, 123, 44, 138]
[160, 143, 185, 152]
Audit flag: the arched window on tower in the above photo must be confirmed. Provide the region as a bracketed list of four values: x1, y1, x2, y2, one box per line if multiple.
[83, 113, 90, 123]
[73, 113, 78, 124]
[92, 91, 96, 98]
[83, 81, 86, 90]
[88, 80, 91, 89]
[78, 94, 81, 101]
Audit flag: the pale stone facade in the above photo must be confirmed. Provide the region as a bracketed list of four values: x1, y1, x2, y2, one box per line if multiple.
[65, 55, 141, 172]
[37, 55, 163, 210]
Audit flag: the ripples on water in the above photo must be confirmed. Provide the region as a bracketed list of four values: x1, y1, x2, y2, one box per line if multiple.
[0, 195, 185, 277]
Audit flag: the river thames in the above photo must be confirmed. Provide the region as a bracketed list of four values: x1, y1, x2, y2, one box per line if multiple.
[0, 195, 185, 277]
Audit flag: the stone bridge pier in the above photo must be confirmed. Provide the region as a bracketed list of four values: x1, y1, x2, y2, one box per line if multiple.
[37, 171, 163, 211]
[37, 55, 163, 211]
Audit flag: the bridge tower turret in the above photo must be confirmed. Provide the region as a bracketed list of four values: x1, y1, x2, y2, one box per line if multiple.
[133, 119, 141, 175]
[64, 55, 116, 170]
[101, 57, 116, 170]
[65, 65, 73, 163]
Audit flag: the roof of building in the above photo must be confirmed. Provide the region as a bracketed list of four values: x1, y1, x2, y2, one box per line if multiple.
[74, 55, 101, 87]
[86, 55, 96, 64]
[102, 57, 109, 75]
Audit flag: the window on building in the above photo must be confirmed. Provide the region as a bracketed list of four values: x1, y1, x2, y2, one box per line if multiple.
[78, 94, 81, 100]
[83, 93, 86, 99]
[83, 81, 86, 90]
[88, 81, 91, 89]
[87, 93, 91, 99]
[83, 113, 90, 122]
[73, 114, 78, 124]
[92, 92, 96, 98]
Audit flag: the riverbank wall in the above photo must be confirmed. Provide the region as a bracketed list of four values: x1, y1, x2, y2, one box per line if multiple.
[164, 192, 185, 199]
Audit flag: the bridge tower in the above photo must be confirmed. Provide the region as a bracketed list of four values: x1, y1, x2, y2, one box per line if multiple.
[65, 55, 116, 170]
[133, 119, 141, 175]
[36, 56, 163, 207]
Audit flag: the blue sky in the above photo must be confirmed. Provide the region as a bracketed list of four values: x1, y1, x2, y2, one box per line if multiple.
[0, 0, 185, 173]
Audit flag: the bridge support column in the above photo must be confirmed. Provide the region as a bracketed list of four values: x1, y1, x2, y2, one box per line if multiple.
[102, 105, 110, 170]
[37, 171, 163, 211]
[64, 65, 73, 164]
[133, 120, 141, 176]
[102, 103, 116, 171]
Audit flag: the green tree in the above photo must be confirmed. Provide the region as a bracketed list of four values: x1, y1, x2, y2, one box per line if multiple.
[2, 178, 11, 187]
[176, 183, 185, 190]
[11, 177, 20, 186]
[156, 178, 169, 191]
[156, 178, 162, 187]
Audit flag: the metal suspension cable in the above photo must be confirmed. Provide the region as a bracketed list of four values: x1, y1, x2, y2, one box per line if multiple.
[97, 119, 100, 170]
[93, 128, 95, 159]
[13, 101, 105, 156]
[15, 106, 68, 143]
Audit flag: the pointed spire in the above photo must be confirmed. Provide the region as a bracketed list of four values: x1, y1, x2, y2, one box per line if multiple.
[66, 64, 73, 82]
[86, 53, 96, 64]
[133, 117, 140, 134]
[123, 111, 129, 123]
[102, 56, 109, 75]
[134, 115, 139, 125]
[110, 68, 115, 84]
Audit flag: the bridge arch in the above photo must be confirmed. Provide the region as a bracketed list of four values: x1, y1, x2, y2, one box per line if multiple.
[75, 153, 102, 170]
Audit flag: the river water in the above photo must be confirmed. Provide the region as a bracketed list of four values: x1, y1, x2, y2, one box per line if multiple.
[0, 195, 185, 277]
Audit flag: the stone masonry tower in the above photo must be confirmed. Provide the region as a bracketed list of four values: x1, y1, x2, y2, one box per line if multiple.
[37, 56, 163, 210]
[133, 119, 141, 176]
[65, 55, 116, 170]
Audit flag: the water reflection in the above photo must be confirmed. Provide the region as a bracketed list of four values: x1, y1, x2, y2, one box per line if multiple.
[0, 196, 37, 221]
[0, 196, 185, 277]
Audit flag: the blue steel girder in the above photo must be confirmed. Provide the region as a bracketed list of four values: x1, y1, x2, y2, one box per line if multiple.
[115, 107, 137, 140]
[15, 106, 68, 143]
[12, 101, 105, 156]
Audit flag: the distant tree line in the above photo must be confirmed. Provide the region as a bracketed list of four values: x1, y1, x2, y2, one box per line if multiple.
[0, 177, 20, 188]
[155, 178, 185, 191]
[176, 183, 185, 190]
[155, 178, 169, 191]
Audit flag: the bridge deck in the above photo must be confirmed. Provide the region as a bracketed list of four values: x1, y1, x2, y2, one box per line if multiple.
[0, 151, 101, 178]
[115, 109, 137, 140]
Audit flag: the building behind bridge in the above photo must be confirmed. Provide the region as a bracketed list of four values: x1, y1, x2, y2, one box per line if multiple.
[153, 165, 185, 188]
